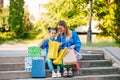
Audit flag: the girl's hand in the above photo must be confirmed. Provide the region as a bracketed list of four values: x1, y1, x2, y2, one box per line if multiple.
[60, 42, 62, 46]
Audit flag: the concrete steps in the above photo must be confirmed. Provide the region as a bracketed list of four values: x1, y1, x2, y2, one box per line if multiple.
[0, 60, 112, 71]
[0, 66, 119, 79]
[0, 53, 104, 63]
[13, 74, 120, 80]
[79, 67, 120, 76]
[0, 50, 120, 80]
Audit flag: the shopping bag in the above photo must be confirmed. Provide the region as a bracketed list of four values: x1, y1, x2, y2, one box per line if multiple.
[47, 41, 60, 59]
[63, 49, 77, 65]
[53, 48, 68, 65]
[72, 50, 80, 70]
[72, 61, 80, 70]
[25, 57, 32, 71]
[32, 57, 46, 78]
[28, 45, 41, 57]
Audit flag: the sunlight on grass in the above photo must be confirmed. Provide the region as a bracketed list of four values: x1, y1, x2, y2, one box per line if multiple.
[83, 36, 119, 47]
[2, 36, 120, 47]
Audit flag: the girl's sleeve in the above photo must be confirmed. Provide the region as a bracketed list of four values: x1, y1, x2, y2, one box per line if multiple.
[40, 40, 48, 49]
[73, 31, 82, 52]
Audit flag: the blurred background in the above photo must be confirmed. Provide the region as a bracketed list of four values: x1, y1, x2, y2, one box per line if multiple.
[0, 0, 120, 47]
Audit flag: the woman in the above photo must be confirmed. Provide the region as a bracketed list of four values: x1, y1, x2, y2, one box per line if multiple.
[56, 20, 82, 77]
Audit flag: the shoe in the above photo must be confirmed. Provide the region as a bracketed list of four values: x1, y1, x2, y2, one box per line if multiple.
[52, 72, 57, 78]
[68, 70, 73, 77]
[56, 72, 62, 78]
[63, 70, 68, 77]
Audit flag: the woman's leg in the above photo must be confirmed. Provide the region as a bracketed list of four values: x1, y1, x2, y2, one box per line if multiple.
[68, 68, 73, 77]
[63, 67, 68, 77]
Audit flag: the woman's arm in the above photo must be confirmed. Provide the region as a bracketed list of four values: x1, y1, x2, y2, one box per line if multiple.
[72, 31, 82, 52]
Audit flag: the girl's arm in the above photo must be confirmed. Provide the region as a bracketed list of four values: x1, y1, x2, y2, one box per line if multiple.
[39, 38, 48, 49]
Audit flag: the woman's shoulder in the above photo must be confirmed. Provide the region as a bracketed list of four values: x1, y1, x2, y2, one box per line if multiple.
[71, 30, 77, 35]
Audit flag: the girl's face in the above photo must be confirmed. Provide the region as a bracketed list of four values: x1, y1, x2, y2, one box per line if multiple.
[57, 25, 66, 34]
[49, 30, 57, 39]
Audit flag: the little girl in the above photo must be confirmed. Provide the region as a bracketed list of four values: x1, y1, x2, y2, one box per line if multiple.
[39, 27, 61, 78]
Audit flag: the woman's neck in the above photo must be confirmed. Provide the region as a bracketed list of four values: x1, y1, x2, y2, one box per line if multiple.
[65, 30, 70, 36]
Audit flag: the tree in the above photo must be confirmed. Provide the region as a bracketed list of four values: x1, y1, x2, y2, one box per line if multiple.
[113, 0, 120, 44]
[0, 7, 9, 32]
[8, 0, 24, 38]
[44, 0, 89, 29]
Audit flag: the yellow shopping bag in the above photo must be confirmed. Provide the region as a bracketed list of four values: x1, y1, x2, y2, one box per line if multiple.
[53, 48, 68, 65]
[47, 41, 60, 59]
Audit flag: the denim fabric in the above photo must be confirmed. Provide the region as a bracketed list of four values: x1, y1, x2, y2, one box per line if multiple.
[46, 58, 61, 71]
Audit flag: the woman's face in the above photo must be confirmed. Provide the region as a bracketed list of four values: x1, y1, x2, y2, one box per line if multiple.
[49, 30, 57, 39]
[57, 25, 66, 34]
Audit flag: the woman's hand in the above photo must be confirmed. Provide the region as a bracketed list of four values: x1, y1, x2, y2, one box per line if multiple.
[76, 53, 83, 60]
[70, 45, 75, 49]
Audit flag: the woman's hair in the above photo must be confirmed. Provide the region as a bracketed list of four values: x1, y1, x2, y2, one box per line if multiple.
[56, 20, 68, 35]
[48, 27, 57, 33]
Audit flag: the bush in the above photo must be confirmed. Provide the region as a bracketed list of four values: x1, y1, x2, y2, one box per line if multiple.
[0, 32, 15, 43]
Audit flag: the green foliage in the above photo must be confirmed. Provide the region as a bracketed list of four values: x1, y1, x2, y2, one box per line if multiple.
[33, 19, 49, 39]
[92, 0, 120, 44]
[0, 7, 9, 32]
[22, 11, 37, 39]
[23, 11, 33, 32]
[92, 0, 115, 36]
[43, 0, 89, 29]
[0, 32, 15, 43]
[8, 0, 24, 38]
[112, 0, 120, 44]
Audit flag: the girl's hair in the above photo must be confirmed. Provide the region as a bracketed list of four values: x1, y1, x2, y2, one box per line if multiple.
[48, 27, 57, 33]
[56, 20, 68, 35]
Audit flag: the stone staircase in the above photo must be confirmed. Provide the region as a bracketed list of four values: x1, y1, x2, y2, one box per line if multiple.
[0, 49, 120, 80]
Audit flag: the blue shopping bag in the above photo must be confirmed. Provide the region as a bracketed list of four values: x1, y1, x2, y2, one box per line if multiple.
[32, 58, 46, 78]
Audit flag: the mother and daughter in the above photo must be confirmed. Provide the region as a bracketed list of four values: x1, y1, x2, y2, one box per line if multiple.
[39, 20, 82, 78]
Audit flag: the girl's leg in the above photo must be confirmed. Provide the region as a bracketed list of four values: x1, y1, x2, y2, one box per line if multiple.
[46, 58, 57, 77]
[56, 65, 61, 77]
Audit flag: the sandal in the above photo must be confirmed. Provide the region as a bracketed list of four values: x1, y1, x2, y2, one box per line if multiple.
[63, 68, 68, 77]
[68, 68, 73, 77]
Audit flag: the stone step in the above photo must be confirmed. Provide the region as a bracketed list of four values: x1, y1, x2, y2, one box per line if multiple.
[80, 60, 112, 68]
[0, 69, 120, 80]
[46, 60, 112, 69]
[13, 74, 120, 80]
[0, 53, 104, 63]
[79, 67, 120, 76]
[81, 53, 104, 60]
[0, 62, 24, 71]
[0, 56, 25, 63]
[81, 51, 104, 53]
[0, 60, 111, 71]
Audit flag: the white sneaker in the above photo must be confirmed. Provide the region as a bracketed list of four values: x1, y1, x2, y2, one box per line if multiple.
[57, 72, 62, 78]
[52, 72, 57, 78]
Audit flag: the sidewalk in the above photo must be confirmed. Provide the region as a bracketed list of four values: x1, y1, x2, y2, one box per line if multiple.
[0, 44, 29, 51]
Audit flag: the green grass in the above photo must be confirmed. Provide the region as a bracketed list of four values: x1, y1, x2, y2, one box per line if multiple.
[1, 37, 120, 47]
[83, 41, 119, 47]
[83, 37, 120, 47]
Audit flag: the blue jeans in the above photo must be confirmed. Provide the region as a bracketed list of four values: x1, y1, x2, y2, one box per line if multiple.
[46, 58, 61, 71]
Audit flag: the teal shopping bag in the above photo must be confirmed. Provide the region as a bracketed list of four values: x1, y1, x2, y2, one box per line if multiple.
[28, 46, 41, 57]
